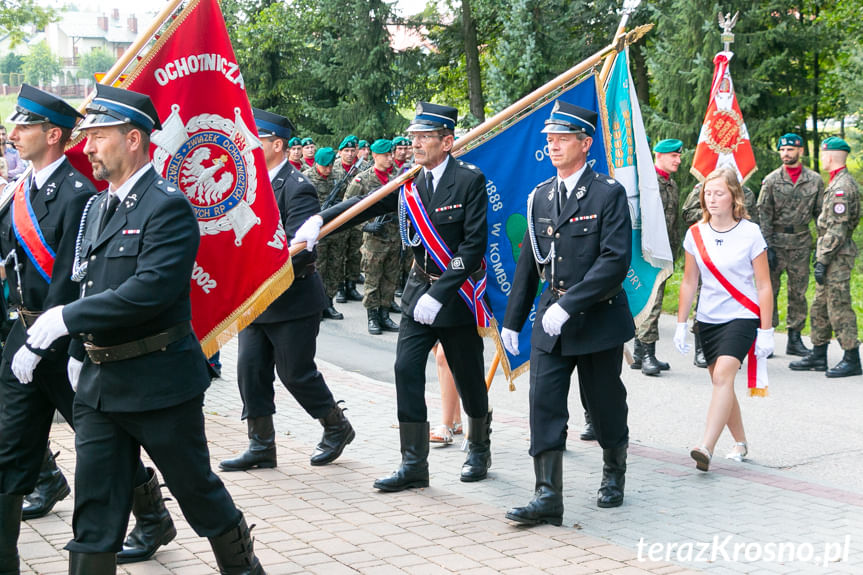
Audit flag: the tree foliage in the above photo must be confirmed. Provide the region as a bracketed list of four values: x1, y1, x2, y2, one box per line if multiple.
[22, 41, 60, 87]
[79, 48, 115, 84]
[0, 0, 56, 46]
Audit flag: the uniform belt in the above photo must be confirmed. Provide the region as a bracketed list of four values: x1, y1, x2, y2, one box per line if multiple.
[551, 284, 623, 302]
[16, 308, 42, 328]
[412, 263, 484, 284]
[84, 322, 193, 364]
[781, 225, 810, 234]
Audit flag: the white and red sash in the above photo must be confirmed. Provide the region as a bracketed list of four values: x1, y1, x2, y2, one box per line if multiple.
[400, 179, 491, 328]
[11, 177, 55, 283]
[691, 224, 766, 396]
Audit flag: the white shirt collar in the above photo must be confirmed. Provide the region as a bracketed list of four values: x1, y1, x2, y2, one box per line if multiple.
[108, 163, 152, 202]
[32, 155, 67, 191]
[268, 158, 289, 182]
[557, 162, 589, 198]
[422, 154, 450, 189]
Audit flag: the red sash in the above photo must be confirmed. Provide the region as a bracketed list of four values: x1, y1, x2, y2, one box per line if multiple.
[400, 179, 491, 327]
[11, 177, 55, 283]
[690, 223, 765, 394]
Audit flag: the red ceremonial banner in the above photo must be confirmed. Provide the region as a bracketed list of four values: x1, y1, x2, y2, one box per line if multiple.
[66, 0, 292, 357]
[690, 51, 757, 184]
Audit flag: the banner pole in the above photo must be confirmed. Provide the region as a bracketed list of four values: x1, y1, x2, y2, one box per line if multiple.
[598, 0, 642, 87]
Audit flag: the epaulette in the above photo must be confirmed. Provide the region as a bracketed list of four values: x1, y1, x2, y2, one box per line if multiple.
[594, 173, 619, 188]
[154, 177, 179, 194]
[457, 160, 481, 173]
[533, 175, 555, 192]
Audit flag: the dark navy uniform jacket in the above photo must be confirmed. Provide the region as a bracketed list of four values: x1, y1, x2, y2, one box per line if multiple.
[504, 166, 635, 355]
[320, 155, 487, 327]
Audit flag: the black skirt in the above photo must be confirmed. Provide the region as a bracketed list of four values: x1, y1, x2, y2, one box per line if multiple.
[696, 318, 759, 365]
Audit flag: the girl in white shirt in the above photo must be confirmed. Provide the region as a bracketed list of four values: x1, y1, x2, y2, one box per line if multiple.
[674, 166, 774, 472]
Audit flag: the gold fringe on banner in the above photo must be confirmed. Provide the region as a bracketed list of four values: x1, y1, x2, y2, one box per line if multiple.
[749, 387, 768, 398]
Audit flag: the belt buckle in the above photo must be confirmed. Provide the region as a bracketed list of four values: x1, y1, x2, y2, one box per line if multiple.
[83, 342, 102, 364]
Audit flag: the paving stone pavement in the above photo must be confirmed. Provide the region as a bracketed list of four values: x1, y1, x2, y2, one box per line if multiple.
[19, 335, 862, 575]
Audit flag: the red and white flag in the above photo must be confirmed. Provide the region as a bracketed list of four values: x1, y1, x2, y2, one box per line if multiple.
[690, 51, 757, 183]
[67, 0, 292, 356]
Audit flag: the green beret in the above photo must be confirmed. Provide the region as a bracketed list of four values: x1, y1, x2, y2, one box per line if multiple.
[821, 136, 851, 153]
[288, 137, 302, 147]
[392, 136, 411, 147]
[777, 133, 802, 149]
[338, 135, 359, 150]
[358, 139, 369, 149]
[315, 147, 335, 166]
[301, 137, 315, 146]
[653, 139, 683, 154]
[370, 139, 393, 154]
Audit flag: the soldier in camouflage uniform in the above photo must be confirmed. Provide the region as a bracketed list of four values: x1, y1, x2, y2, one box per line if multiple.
[392, 136, 415, 299]
[345, 139, 401, 335]
[332, 135, 364, 303]
[757, 133, 824, 356]
[682, 179, 758, 367]
[303, 148, 345, 319]
[632, 139, 682, 376]
[301, 137, 316, 170]
[790, 137, 861, 378]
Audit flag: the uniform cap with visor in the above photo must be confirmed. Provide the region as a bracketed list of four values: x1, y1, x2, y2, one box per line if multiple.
[7, 84, 82, 129]
[78, 84, 162, 134]
[541, 100, 596, 137]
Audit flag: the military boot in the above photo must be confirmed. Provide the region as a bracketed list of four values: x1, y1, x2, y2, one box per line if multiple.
[117, 468, 176, 564]
[322, 298, 344, 320]
[579, 411, 596, 441]
[640, 342, 662, 376]
[373, 422, 430, 492]
[367, 308, 382, 335]
[789, 343, 828, 372]
[786, 329, 810, 357]
[208, 514, 265, 575]
[389, 300, 402, 314]
[461, 411, 492, 482]
[335, 282, 347, 304]
[219, 416, 277, 471]
[69, 552, 116, 575]
[630, 338, 644, 370]
[505, 450, 564, 526]
[345, 280, 363, 302]
[597, 445, 627, 508]
[693, 331, 707, 368]
[0, 494, 23, 575]
[378, 308, 400, 332]
[21, 446, 70, 519]
[310, 402, 355, 465]
[826, 347, 862, 378]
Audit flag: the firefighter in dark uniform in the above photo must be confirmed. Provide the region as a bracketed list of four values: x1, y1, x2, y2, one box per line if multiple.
[19, 84, 264, 574]
[0, 85, 177, 572]
[292, 102, 492, 490]
[220, 108, 354, 472]
[501, 101, 634, 526]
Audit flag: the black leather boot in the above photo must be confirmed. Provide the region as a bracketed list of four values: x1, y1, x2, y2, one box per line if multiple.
[505, 450, 564, 526]
[345, 280, 363, 302]
[789, 343, 828, 371]
[21, 446, 70, 519]
[208, 515, 265, 575]
[0, 494, 23, 575]
[367, 308, 382, 335]
[378, 308, 400, 332]
[322, 299, 344, 320]
[219, 416, 277, 471]
[596, 445, 626, 508]
[310, 402, 355, 465]
[630, 338, 643, 370]
[826, 347, 862, 378]
[579, 411, 596, 441]
[786, 329, 810, 357]
[335, 282, 347, 304]
[116, 468, 177, 564]
[693, 331, 707, 368]
[373, 422, 429, 492]
[461, 411, 492, 482]
[69, 551, 116, 575]
[640, 342, 662, 376]
[389, 300, 402, 314]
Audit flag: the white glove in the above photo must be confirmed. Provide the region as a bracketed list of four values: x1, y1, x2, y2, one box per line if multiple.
[67, 357, 83, 392]
[541, 303, 570, 337]
[673, 322, 691, 355]
[26, 305, 68, 350]
[501, 328, 520, 356]
[755, 328, 774, 359]
[11, 347, 41, 384]
[412, 293, 443, 325]
[290, 215, 324, 251]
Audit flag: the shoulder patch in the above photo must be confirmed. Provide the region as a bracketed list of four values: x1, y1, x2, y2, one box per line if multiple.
[834, 203, 846, 214]
[835, 190, 845, 197]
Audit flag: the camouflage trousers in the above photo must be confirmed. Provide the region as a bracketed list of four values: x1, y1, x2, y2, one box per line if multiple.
[635, 278, 667, 343]
[317, 233, 347, 299]
[361, 234, 401, 310]
[343, 226, 363, 282]
[810, 253, 859, 350]
[770, 245, 811, 330]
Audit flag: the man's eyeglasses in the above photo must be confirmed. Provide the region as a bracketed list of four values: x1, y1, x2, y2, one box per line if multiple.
[411, 134, 444, 143]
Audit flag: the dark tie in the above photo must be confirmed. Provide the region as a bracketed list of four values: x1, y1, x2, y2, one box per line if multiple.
[556, 181, 567, 217]
[425, 171, 434, 196]
[99, 194, 120, 234]
[29, 176, 38, 196]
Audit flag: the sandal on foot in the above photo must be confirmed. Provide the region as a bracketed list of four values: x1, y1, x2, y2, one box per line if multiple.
[690, 446, 712, 472]
[725, 441, 748, 462]
[429, 424, 453, 445]
[451, 422, 463, 436]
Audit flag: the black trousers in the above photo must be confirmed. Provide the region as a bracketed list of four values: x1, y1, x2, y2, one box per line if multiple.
[237, 313, 335, 420]
[67, 394, 240, 553]
[528, 343, 628, 456]
[394, 315, 487, 422]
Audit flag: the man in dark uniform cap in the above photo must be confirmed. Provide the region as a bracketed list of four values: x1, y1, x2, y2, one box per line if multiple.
[293, 101, 493, 490]
[220, 108, 354, 472]
[501, 100, 634, 526]
[19, 84, 264, 574]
